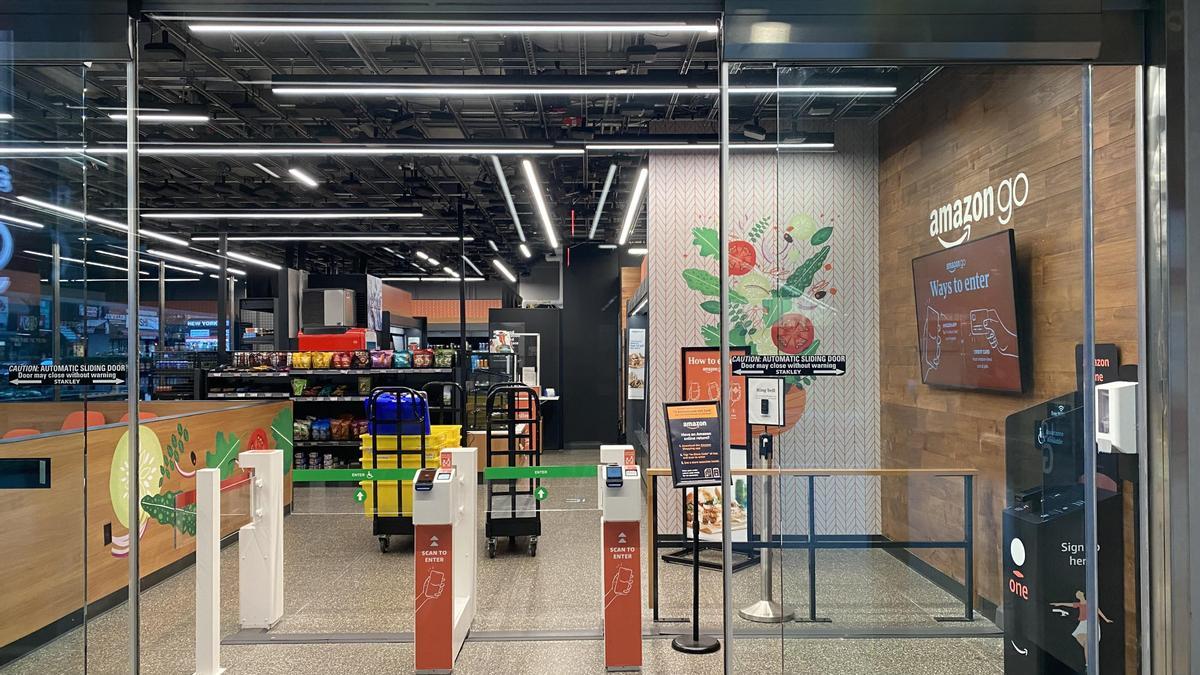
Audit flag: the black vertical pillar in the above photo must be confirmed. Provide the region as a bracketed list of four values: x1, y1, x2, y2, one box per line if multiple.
[458, 200, 468, 394]
[217, 232, 228, 356]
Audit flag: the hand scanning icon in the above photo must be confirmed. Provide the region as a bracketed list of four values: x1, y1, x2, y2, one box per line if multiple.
[604, 566, 636, 609]
[981, 310, 1018, 357]
[416, 570, 446, 613]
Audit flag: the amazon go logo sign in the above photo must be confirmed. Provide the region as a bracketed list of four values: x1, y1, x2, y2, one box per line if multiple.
[1008, 537, 1030, 600]
[928, 172, 1029, 249]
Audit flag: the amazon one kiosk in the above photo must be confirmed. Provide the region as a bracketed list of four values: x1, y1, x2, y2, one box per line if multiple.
[598, 446, 643, 672]
[413, 448, 477, 674]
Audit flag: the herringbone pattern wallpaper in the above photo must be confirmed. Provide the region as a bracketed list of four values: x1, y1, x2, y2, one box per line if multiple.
[647, 123, 881, 537]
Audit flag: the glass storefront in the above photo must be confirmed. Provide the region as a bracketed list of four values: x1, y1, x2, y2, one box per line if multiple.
[0, 7, 1170, 674]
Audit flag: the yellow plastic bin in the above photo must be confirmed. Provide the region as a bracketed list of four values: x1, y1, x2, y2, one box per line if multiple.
[359, 424, 462, 517]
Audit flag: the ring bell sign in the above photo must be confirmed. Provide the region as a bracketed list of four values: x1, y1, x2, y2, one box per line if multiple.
[929, 172, 1029, 248]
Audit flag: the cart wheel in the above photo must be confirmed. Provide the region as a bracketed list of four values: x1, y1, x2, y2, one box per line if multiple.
[486, 538, 497, 559]
[378, 536, 390, 553]
[528, 537, 538, 557]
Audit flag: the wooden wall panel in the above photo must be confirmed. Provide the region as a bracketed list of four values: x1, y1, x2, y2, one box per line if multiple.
[878, 66, 1138, 610]
[0, 401, 292, 649]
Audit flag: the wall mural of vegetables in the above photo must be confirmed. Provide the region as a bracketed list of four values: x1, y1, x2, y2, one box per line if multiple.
[682, 212, 839, 434]
[106, 406, 294, 556]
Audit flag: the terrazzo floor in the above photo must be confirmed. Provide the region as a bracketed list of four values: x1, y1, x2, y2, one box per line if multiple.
[1, 449, 1003, 674]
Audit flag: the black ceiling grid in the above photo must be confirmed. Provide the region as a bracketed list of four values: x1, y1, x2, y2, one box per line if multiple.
[3, 15, 925, 282]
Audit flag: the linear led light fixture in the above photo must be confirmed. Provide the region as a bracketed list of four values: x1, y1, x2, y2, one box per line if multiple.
[492, 258, 517, 283]
[142, 211, 422, 220]
[109, 113, 211, 123]
[145, 248, 247, 276]
[632, 297, 649, 315]
[95, 249, 203, 275]
[226, 250, 282, 270]
[491, 155, 525, 242]
[253, 162, 280, 178]
[518, 243, 532, 259]
[444, 266, 460, 278]
[0, 113, 12, 121]
[628, 247, 648, 255]
[585, 142, 836, 152]
[275, 85, 721, 97]
[487, 239, 499, 252]
[139, 144, 578, 157]
[617, 167, 649, 246]
[188, 21, 718, 35]
[426, 257, 441, 267]
[23, 249, 150, 274]
[2, 144, 583, 157]
[589, 164, 617, 240]
[288, 167, 319, 188]
[382, 276, 485, 282]
[598, 244, 618, 249]
[521, 159, 559, 250]
[15, 196, 189, 246]
[732, 85, 896, 96]
[48, 278, 200, 283]
[191, 235, 472, 242]
[0, 213, 46, 229]
[415, 251, 429, 260]
[461, 256, 483, 276]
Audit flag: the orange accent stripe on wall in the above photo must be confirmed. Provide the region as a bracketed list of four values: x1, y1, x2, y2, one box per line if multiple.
[410, 299, 501, 324]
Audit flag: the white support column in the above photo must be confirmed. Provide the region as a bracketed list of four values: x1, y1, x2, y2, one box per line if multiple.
[195, 468, 224, 675]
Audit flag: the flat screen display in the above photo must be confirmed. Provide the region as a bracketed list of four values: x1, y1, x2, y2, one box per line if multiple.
[912, 229, 1025, 393]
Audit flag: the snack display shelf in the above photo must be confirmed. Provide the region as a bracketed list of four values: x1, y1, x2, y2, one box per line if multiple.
[207, 392, 291, 399]
[295, 439, 361, 448]
[208, 371, 291, 378]
[293, 395, 367, 402]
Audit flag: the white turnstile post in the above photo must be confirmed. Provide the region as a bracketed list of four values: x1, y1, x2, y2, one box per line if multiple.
[238, 449, 283, 630]
[413, 448, 477, 674]
[195, 468, 224, 675]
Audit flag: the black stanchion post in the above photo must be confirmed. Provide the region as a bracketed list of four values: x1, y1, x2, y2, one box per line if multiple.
[671, 486, 720, 654]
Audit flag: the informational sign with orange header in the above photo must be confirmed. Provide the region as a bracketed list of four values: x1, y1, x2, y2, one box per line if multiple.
[681, 346, 747, 448]
[414, 524, 453, 673]
[664, 402, 723, 488]
[602, 520, 642, 670]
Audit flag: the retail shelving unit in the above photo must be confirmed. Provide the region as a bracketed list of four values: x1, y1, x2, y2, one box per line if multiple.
[205, 358, 458, 471]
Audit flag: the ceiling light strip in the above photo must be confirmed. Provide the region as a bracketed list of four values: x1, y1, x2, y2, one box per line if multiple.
[382, 276, 485, 282]
[225, 250, 282, 270]
[288, 167, 319, 188]
[145, 248, 247, 276]
[95, 249, 203, 275]
[142, 211, 422, 220]
[190, 235, 473, 242]
[589, 163, 617, 240]
[187, 21, 718, 35]
[492, 259, 517, 284]
[0, 213, 46, 229]
[617, 167, 649, 246]
[15, 196, 189, 246]
[461, 256, 483, 276]
[274, 86, 721, 96]
[109, 113, 211, 123]
[253, 162, 281, 179]
[491, 155, 525, 243]
[521, 159, 558, 250]
[23, 249, 150, 274]
[518, 243, 532, 259]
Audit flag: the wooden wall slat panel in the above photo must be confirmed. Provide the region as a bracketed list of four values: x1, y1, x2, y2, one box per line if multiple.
[877, 66, 1138, 612]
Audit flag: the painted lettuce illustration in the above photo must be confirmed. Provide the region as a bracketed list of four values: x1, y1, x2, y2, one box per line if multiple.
[683, 212, 839, 428]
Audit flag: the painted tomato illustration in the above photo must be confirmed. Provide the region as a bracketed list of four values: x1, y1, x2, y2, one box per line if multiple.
[728, 240, 756, 276]
[247, 428, 271, 450]
[771, 313, 815, 354]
